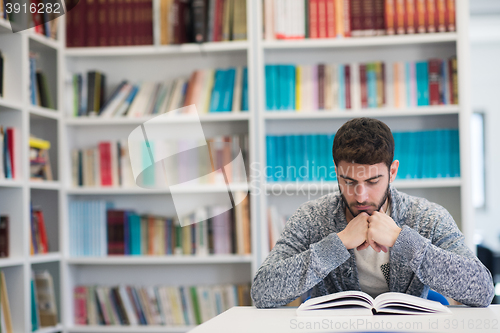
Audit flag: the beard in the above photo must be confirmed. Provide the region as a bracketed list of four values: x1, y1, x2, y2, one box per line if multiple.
[339, 182, 391, 218]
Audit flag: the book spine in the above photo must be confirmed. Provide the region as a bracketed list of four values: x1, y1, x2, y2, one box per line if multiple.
[343, 0, 351, 37]
[416, 0, 426, 33]
[359, 63, 368, 108]
[426, 0, 436, 33]
[405, 0, 416, 33]
[385, 0, 396, 35]
[446, 0, 455, 32]
[326, 0, 336, 37]
[350, 0, 363, 36]
[428, 58, 441, 105]
[309, 0, 319, 38]
[374, 0, 385, 35]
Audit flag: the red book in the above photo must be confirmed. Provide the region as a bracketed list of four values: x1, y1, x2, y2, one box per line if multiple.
[350, 0, 363, 36]
[107, 0, 117, 46]
[405, 0, 416, 34]
[98, 0, 108, 46]
[318, 65, 325, 109]
[309, 0, 319, 38]
[385, 0, 396, 35]
[6, 128, 15, 179]
[213, 0, 224, 42]
[318, 0, 327, 38]
[343, 0, 351, 37]
[428, 59, 441, 105]
[446, 0, 455, 32]
[374, 0, 385, 35]
[436, 0, 446, 32]
[426, 0, 437, 33]
[416, 0, 426, 33]
[0, 216, 8, 258]
[34, 210, 49, 253]
[98, 142, 113, 186]
[362, 0, 375, 35]
[74, 286, 88, 325]
[345, 65, 351, 109]
[145, 0, 154, 44]
[359, 64, 368, 108]
[124, 0, 133, 45]
[395, 0, 406, 34]
[86, 0, 99, 46]
[107, 210, 126, 255]
[326, 0, 336, 38]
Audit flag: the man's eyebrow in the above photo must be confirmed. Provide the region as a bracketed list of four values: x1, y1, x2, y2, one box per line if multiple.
[339, 175, 383, 182]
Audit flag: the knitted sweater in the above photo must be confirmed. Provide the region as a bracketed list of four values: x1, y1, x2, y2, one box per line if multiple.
[251, 185, 495, 308]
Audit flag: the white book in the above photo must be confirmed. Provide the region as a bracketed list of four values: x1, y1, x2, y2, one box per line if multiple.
[297, 291, 452, 316]
[158, 287, 174, 326]
[127, 82, 155, 118]
[157, 81, 173, 114]
[118, 285, 139, 325]
[300, 65, 311, 112]
[119, 139, 135, 187]
[180, 286, 196, 325]
[99, 83, 133, 118]
[264, 0, 275, 40]
[350, 63, 361, 110]
[397, 62, 407, 108]
[167, 78, 186, 113]
[324, 64, 333, 110]
[232, 67, 243, 112]
[197, 69, 214, 114]
[331, 64, 339, 110]
[223, 284, 238, 309]
[171, 287, 187, 325]
[385, 61, 395, 108]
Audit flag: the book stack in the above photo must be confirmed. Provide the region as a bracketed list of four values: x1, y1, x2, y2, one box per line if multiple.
[160, 0, 248, 44]
[65, 0, 154, 47]
[0, 126, 17, 180]
[0, 270, 13, 333]
[264, 0, 456, 40]
[68, 197, 251, 257]
[74, 282, 251, 326]
[68, 67, 249, 117]
[30, 0, 59, 39]
[0, 215, 7, 258]
[29, 136, 53, 181]
[30, 205, 49, 255]
[29, 52, 54, 109]
[31, 270, 58, 330]
[72, 134, 249, 188]
[265, 57, 458, 111]
[266, 129, 460, 182]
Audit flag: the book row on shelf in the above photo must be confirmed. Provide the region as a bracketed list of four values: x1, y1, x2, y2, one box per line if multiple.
[65, 0, 248, 47]
[72, 133, 249, 188]
[31, 270, 58, 331]
[265, 57, 458, 112]
[74, 282, 251, 326]
[0, 126, 16, 180]
[30, 2, 60, 39]
[266, 129, 460, 182]
[29, 52, 54, 110]
[0, 270, 13, 333]
[68, 196, 251, 257]
[68, 67, 249, 118]
[264, 0, 456, 40]
[30, 205, 50, 255]
[65, 0, 154, 47]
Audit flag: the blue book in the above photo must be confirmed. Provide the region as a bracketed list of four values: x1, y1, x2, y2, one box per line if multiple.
[141, 141, 155, 186]
[338, 64, 346, 109]
[266, 135, 276, 182]
[209, 70, 223, 112]
[318, 135, 329, 181]
[277, 135, 286, 181]
[222, 68, 236, 112]
[30, 57, 37, 105]
[441, 129, 451, 177]
[367, 63, 377, 108]
[285, 135, 295, 181]
[278, 65, 288, 110]
[289, 65, 296, 110]
[304, 135, 312, 181]
[441, 61, 448, 105]
[265, 65, 273, 110]
[327, 134, 336, 181]
[393, 132, 402, 179]
[416, 61, 429, 106]
[451, 129, 460, 177]
[242, 67, 249, 111]
[310, 134, 320, 181]
[268, 65, 278, 110]
[293, 134, 302, 181]
[298, 135, 307, 181]
[406, 131, 418, 179]
[3, 130, 12, 178]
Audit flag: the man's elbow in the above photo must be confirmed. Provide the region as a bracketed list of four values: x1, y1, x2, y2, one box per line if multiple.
[250, 282, 275, 309]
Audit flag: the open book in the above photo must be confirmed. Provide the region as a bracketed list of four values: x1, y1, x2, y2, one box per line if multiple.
[296, 291, 452, 316]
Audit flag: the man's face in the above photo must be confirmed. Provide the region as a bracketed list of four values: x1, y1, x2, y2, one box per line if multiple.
[336, 160, 399, 218]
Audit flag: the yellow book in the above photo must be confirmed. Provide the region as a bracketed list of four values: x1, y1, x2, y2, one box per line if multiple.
[296, 66, 302, 112]
[29, 137, 51, 150]
[1, 270, 13, 333]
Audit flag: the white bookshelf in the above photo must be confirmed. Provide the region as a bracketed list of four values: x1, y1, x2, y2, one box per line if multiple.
[0, 1, 476, 332]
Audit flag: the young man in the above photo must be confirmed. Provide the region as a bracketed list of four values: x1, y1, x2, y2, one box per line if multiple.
[251, 118, 494, 308]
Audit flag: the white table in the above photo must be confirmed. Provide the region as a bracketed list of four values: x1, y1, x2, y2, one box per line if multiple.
[188, 305, 500, 333]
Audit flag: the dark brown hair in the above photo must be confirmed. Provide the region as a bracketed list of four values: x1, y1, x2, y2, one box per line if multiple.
[333, 117, 394, 168]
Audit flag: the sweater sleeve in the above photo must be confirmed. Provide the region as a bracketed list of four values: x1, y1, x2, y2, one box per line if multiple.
[393, 206, 495, 307]
[250, 204, 350, 308]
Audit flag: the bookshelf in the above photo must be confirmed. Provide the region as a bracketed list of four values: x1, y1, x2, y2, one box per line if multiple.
[0, 0, 476, 332]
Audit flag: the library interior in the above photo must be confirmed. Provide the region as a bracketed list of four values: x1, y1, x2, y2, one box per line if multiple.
[1, 0, 500, 332]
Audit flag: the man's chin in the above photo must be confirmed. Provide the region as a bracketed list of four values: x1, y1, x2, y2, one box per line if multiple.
[353, 208, 376, 216]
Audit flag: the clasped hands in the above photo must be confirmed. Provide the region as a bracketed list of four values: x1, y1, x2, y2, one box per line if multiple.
[338, 206, 402, 253]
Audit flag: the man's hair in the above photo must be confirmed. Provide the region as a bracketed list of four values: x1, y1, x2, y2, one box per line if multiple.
[332, 117, 394, 168]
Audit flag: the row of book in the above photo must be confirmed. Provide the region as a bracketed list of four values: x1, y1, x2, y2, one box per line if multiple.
[265, 58, 458, 111]
[74, 283, 251, 326]
[31, 270, 58, 330]
[65, 0, 154, 47]
[30, 0, 60, 39]
[68, 197, 251, 257]
[72, 134, 249, 188]
[30, 205, 50, 255]
[29, 52, 54, 109]
[266, 129, 460, 182]
[0, 215, 7, 258]
[0, 270, 13, 333]
[160, 0, 248, 44]
[264, 0, 456, 40]
[0, 126, 16, 180]
[68, 67, 249, 117]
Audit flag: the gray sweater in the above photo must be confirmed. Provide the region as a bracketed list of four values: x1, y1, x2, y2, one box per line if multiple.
[251, 185, 495, 308]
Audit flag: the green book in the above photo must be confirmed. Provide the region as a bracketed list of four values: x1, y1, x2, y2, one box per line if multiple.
[190, 286, 202, 325]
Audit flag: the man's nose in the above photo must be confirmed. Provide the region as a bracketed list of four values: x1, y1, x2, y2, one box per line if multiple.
[354, 184, 369, 203]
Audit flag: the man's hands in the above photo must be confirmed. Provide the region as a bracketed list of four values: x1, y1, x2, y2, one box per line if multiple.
[338, 206, 402, 253]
